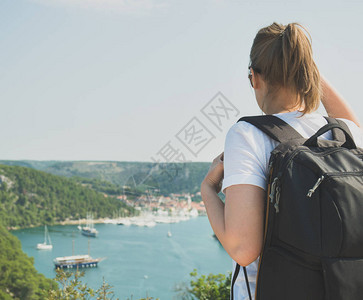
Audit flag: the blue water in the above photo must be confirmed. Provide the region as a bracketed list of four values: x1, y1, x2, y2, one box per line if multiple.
[12, 216, 231, 299]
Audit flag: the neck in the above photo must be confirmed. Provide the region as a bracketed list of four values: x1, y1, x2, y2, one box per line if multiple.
[262, 87, 303, 115]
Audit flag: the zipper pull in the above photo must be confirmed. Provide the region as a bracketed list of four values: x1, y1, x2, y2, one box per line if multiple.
[307, 175, 325, 198]
[274, 186, 281, 213]
[269, 177, 279, 203]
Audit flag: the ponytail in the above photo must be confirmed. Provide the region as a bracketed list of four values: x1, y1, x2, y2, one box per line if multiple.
[250, 22, 321, 114]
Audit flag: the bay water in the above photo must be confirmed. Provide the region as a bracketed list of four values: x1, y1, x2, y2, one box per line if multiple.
[12, 216, 231, 299]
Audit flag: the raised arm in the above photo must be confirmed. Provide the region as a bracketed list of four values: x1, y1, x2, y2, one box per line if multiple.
[321, 76, 361, 127]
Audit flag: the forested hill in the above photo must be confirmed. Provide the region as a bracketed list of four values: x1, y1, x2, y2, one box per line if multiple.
[0, 223, 56, 299]
[0, 164, 137, 229]
[0, 160, 210, 196]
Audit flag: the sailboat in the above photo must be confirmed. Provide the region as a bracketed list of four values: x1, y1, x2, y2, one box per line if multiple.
[37, 225, 53, 250]
[79, 213, 98, 237]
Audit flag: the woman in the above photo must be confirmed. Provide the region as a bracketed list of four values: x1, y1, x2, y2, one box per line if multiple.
[201, 22, 363, 299]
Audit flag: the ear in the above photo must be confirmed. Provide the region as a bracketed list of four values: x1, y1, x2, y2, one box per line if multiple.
[251, 69, 262, 89]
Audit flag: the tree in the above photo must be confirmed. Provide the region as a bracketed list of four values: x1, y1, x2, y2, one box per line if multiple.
[47, 269, 95, 300]
[96, 278, 116, 300]
[175, 269, 231, 300]
[0, 223, 56, 299]
[48, 269, 160, 300]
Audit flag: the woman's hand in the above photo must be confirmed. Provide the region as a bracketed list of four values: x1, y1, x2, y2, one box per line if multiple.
[201, 152, 224, 194]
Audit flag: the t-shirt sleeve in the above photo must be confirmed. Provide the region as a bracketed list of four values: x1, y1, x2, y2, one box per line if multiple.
[221, 121, 270, 194]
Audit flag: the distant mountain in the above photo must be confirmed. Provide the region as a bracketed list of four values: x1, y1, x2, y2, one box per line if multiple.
[0, 164, 137, 229]
[0, 160, 210, 196]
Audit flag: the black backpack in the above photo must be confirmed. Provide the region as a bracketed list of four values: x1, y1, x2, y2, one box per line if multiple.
[231, 115, 363, 300]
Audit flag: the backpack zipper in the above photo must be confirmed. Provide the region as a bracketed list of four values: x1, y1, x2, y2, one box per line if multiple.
[306, 171, 363, 198]
[279, 147, 346, 182]
[307, 175, 325, 197]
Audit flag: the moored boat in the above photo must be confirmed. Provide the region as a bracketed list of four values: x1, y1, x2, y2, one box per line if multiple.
[54, 239, 105, 269]
[79, 213, 98, 237]
[53, 254, 104, 269]
[37, 225, 53, 250]
[81, 226, 98, 237]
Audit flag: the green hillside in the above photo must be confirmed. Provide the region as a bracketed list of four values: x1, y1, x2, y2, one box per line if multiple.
[0, 164, 137, 229]
[0, 160, 210, 196]
[0, 162, 213, 299]
[0, 223, 56, 299]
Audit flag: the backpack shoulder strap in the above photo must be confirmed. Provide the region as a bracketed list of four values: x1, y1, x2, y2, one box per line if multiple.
[238, 115, 304, 143]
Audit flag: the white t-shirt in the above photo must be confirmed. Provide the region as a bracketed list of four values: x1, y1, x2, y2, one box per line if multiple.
[221, 110, 363, 300]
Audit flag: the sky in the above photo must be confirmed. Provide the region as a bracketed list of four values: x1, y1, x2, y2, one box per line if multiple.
[0, 0, 362, 162]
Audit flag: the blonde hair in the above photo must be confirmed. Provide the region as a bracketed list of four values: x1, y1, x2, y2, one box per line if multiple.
[249, 22, 321, 114]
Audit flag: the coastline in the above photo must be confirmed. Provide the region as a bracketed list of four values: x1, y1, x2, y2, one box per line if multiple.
[58, 217, 116, 225]
[7, 217, 121, 231]
[8, 211, 204, 231]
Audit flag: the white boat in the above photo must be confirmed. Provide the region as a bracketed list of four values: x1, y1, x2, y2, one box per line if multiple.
[37, 225, 53, 250]
[53, 254, 103, 269]
[81, 226, 98, 237]
[53, 239, 105, 269]
[79, 213, 98, 237]
[167, 230, 172, 237]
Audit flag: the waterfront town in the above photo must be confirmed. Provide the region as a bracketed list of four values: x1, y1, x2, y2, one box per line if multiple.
[118, 191, 205, 215]
[66, 189, 208, 228]
[87, 191, 209, 227]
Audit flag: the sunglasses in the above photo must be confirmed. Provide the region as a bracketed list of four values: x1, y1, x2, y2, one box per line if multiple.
[248, 67, 254, 88]
[248, 67, 261, 88]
